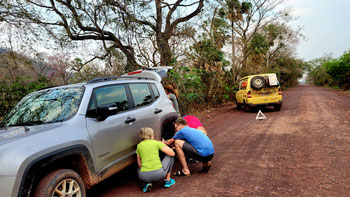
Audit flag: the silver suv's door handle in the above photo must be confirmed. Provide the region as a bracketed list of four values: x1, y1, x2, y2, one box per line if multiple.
[125, 117, 136, 124]
[154, 108, 162, 114]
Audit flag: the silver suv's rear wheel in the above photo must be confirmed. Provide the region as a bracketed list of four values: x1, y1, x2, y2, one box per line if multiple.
[34, 169, 85, 197]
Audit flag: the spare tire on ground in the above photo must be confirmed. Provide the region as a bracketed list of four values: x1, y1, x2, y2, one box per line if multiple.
[251, 76, 266, 90]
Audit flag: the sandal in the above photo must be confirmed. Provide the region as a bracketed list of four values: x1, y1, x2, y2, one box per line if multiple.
[199, 164, 211, 173]
[173, 170, 190, 177]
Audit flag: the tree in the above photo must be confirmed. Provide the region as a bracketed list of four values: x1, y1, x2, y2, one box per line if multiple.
[189, 7, 229, 70]
[217, 0, 292, 81]
[306, 54, 333, 86]
[246, 23, 302, 74]
[217, 0, 251, 82]
[325, 51, 350, 90]
[307, 52, 350, 90]
[1, 0, 141, 72]
[108, 0, 204, 66]
[1, 0, 204, 71]
[47, 53, 73, 85]
[272, 56, 304, 88]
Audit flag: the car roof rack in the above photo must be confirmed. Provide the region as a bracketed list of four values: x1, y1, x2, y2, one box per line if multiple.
[87, 76, 154, 84]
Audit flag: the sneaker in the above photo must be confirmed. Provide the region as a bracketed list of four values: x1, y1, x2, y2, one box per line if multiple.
[164, 178, 176, 188]
[142, 183, 152, 193]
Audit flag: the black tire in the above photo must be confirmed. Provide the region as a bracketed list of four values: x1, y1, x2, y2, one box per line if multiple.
[235, 99, 242, 110]
[274, 104, 282, 111]
[34, 169, 85, 197]
[243, 101, 250, 112]
[251, 76, 266, 90]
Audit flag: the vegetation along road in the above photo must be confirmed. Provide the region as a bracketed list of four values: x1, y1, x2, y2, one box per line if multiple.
[87, 85, 350, 196]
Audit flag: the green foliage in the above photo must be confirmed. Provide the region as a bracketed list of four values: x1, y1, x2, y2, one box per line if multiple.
[192, 39, 225, 63]
[270, 57, 304, 89]
[309, 65, 330, 86]
[306, 55, 332, 86]
[225, 0, 252, 21]
[308, 51, 350, 90]
[249, 33, 269, 54]
[325, 51, 350, 90]
[165, 67, 235, 114]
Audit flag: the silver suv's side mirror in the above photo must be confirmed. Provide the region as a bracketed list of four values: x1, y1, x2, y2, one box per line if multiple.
[96, 104, 118, 121]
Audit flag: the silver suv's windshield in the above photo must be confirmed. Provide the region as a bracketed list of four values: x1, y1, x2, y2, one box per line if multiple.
[1, 87, 84, 126]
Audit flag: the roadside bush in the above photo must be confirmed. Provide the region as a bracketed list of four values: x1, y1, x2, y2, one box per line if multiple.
[325, 51, 350, 90]
[269, 57, 304, 89]
[165, 67, 235, 114]
[308, 51, 350, 90]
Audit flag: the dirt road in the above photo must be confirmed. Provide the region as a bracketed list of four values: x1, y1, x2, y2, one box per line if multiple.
[87, 85, 350, 197]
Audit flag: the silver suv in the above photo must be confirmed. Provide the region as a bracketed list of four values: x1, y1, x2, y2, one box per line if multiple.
[0, 69, 178, 197]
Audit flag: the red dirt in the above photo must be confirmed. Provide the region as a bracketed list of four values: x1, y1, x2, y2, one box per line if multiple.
[87, 85, 350, 197]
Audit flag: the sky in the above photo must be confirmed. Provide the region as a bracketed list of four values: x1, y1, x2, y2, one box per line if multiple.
[287, 0, 350, 61]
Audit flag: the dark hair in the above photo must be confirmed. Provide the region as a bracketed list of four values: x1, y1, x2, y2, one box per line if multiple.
[164, 83, 179, 97]
[175, 118, 188, 126]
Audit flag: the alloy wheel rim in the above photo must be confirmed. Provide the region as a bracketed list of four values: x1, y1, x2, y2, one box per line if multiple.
[52, 178, 81, 197]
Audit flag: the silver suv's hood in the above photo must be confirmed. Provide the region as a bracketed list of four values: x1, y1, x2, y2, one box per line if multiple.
[0, 124, 60, 145]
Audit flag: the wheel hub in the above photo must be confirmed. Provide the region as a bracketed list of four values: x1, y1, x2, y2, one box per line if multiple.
[53, 179, 81, 197]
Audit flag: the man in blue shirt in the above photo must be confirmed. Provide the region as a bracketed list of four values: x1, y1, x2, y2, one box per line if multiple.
[164, 118, 214, 176]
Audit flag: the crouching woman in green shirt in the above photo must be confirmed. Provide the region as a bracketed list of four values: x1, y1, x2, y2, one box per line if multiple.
[136, 127, 176, 193]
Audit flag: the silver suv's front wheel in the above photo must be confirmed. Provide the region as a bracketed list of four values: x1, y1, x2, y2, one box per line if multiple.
[34, 169, 85, 197]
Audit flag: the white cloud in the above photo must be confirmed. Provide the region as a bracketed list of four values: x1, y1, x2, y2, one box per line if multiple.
[290, 8, 309, 16]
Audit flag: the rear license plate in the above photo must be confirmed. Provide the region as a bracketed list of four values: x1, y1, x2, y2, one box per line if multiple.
[259, 93, 270, 96]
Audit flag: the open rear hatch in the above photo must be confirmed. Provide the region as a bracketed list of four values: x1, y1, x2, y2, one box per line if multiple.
[251, 74, 280, 97]
[123, 66, 173, 82]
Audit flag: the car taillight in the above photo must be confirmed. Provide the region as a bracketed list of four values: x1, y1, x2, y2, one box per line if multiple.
[247, 91, 252, 98]
[128, 70, 142, 75]
[278, 89, 282, 95]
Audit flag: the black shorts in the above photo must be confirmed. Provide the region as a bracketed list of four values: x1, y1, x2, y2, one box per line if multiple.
[182, 142, 214, 163]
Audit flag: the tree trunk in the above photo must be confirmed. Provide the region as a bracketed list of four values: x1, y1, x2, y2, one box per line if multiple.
[157, 34, 172, 66]
[125, 53, 140, 72]
[231, 20, 237, 83]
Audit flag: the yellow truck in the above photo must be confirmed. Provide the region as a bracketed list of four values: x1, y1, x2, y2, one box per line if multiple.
[235, 73, 282, 111]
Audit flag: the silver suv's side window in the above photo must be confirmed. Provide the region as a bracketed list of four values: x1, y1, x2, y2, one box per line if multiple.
[87, 85, 129, 117]
[95, 85, 128, 110]
[129, 83, 153, 107]
[150, 83, 160, 99]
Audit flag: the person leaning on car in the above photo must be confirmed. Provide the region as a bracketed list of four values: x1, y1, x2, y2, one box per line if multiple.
[182, 115, 207, 135]
[163, 83, 180, 116]
[164, 118, 214, 176]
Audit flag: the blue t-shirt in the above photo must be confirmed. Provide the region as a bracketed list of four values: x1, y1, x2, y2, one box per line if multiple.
[173, 126, 214, 157]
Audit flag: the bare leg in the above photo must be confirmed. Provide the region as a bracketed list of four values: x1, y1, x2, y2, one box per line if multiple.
[202, 161, 211, 168]
[174, 140, 190, 175]
[165, 173, 171, 181]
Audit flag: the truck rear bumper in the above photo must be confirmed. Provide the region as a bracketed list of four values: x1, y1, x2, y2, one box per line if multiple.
[246, 101, 282, 107]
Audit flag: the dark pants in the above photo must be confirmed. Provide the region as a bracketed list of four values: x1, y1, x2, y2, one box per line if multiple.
[182, 142, 214, 163]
